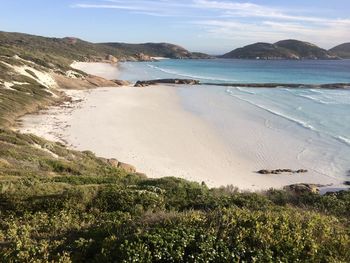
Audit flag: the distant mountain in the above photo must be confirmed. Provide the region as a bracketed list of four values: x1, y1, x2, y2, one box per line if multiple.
[0, 31, 211, 67]
[221, 39, 339, 60]
[101, 42, 211, 59]
[329, 43, 350, 58]
[275, 40, 334, 59]
[220, 42, 297, 59]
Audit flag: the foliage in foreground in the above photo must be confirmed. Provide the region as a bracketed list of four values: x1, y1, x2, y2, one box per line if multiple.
[0, 129, 349, 262]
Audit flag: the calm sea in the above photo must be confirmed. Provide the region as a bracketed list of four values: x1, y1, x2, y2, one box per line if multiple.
[119, 58, 350, 84]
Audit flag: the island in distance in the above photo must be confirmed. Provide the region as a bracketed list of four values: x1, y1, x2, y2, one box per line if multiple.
[329, 42, 350, 58]
[220, 39, 350, 60]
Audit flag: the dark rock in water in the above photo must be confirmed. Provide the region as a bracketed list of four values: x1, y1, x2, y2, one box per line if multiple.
[344, 181, 350, 186]
[258, 170, 272, 174]
[202, 82, 350, 90]
[257, 169, 308, 174]
[134, 79, 200, 87]
[283, 183, 321, 194]
[275, 169, 293, 173]
[296, 169, 308, 173]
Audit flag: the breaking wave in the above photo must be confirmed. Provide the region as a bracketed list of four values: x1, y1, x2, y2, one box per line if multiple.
[147, 64, 234, 82]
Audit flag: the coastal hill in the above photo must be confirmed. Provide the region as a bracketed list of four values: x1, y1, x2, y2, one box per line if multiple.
[221, 39, 339, 60]
[0, 31, 211, 66]
[329, 43, 350, 58]
[101, 42, 211, 59]
[275, 40, 334, 59]
[221, 42, 297, 59]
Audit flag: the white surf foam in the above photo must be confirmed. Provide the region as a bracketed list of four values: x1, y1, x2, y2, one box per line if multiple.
[147, 64, 234, 82]
[235, 87, 256, 95]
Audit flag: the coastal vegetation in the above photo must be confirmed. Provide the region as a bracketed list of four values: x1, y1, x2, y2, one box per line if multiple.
[0, 31, 210, 68]
[0, 129, 349, 262]
[0, 31, 349, 262]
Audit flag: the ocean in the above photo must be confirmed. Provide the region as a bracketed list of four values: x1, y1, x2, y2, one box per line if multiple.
[118, 58, 350, 84]
[118, 59, 350, 186]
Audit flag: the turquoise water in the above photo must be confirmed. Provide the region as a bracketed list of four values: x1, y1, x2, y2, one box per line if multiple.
[119, 59, 350, 183]
[119, 59, 350, 146]
[226, 87, 350, 147]
[119, 59, 350, 84]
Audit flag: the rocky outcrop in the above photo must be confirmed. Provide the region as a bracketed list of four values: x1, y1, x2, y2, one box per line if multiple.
[53, 73, 129, 89]
[283, 184, 321, 194]
[134, 53, 156, 62]
[257, 169, 308, 174]
[117, 162, 136, 173]
[100, 158, 138, 174]
[105, 54, 118, 63]
[134, 79, 200, 87]
[112, 79, 131, 86]
[63, 37, 79, 45]
[85, 75, 120, 87]
[107, 158, 119, 167]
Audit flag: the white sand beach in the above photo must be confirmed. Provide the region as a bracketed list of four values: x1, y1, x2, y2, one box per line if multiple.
[18, 62, 344, 190]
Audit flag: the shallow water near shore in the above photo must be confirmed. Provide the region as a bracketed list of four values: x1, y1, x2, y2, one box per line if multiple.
[178, 86, 350, 185]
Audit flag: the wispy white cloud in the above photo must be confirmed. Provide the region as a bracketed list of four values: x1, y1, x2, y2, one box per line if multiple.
[195, 18, 350, 48]
[71, 0, 219, 18]
[190, 0, 350, 48]
[193, 0, 350, 25]
[72, 3, 152, 11]
[71, 0, 350, 48]
[71, 0, 192, 16]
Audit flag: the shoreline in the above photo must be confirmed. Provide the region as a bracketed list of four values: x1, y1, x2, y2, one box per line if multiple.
[19, 85, 263, 189]
[17, 62, 349, 191]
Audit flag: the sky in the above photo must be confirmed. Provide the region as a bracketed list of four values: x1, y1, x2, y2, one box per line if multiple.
[1, 0, 350, 54]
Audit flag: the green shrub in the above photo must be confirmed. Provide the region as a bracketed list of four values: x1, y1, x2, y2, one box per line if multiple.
[0, 130, 348, 262]
[91, 186, 165, 213]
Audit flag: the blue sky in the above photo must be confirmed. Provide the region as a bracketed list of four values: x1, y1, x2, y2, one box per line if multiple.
[1, 0, 350, 54]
